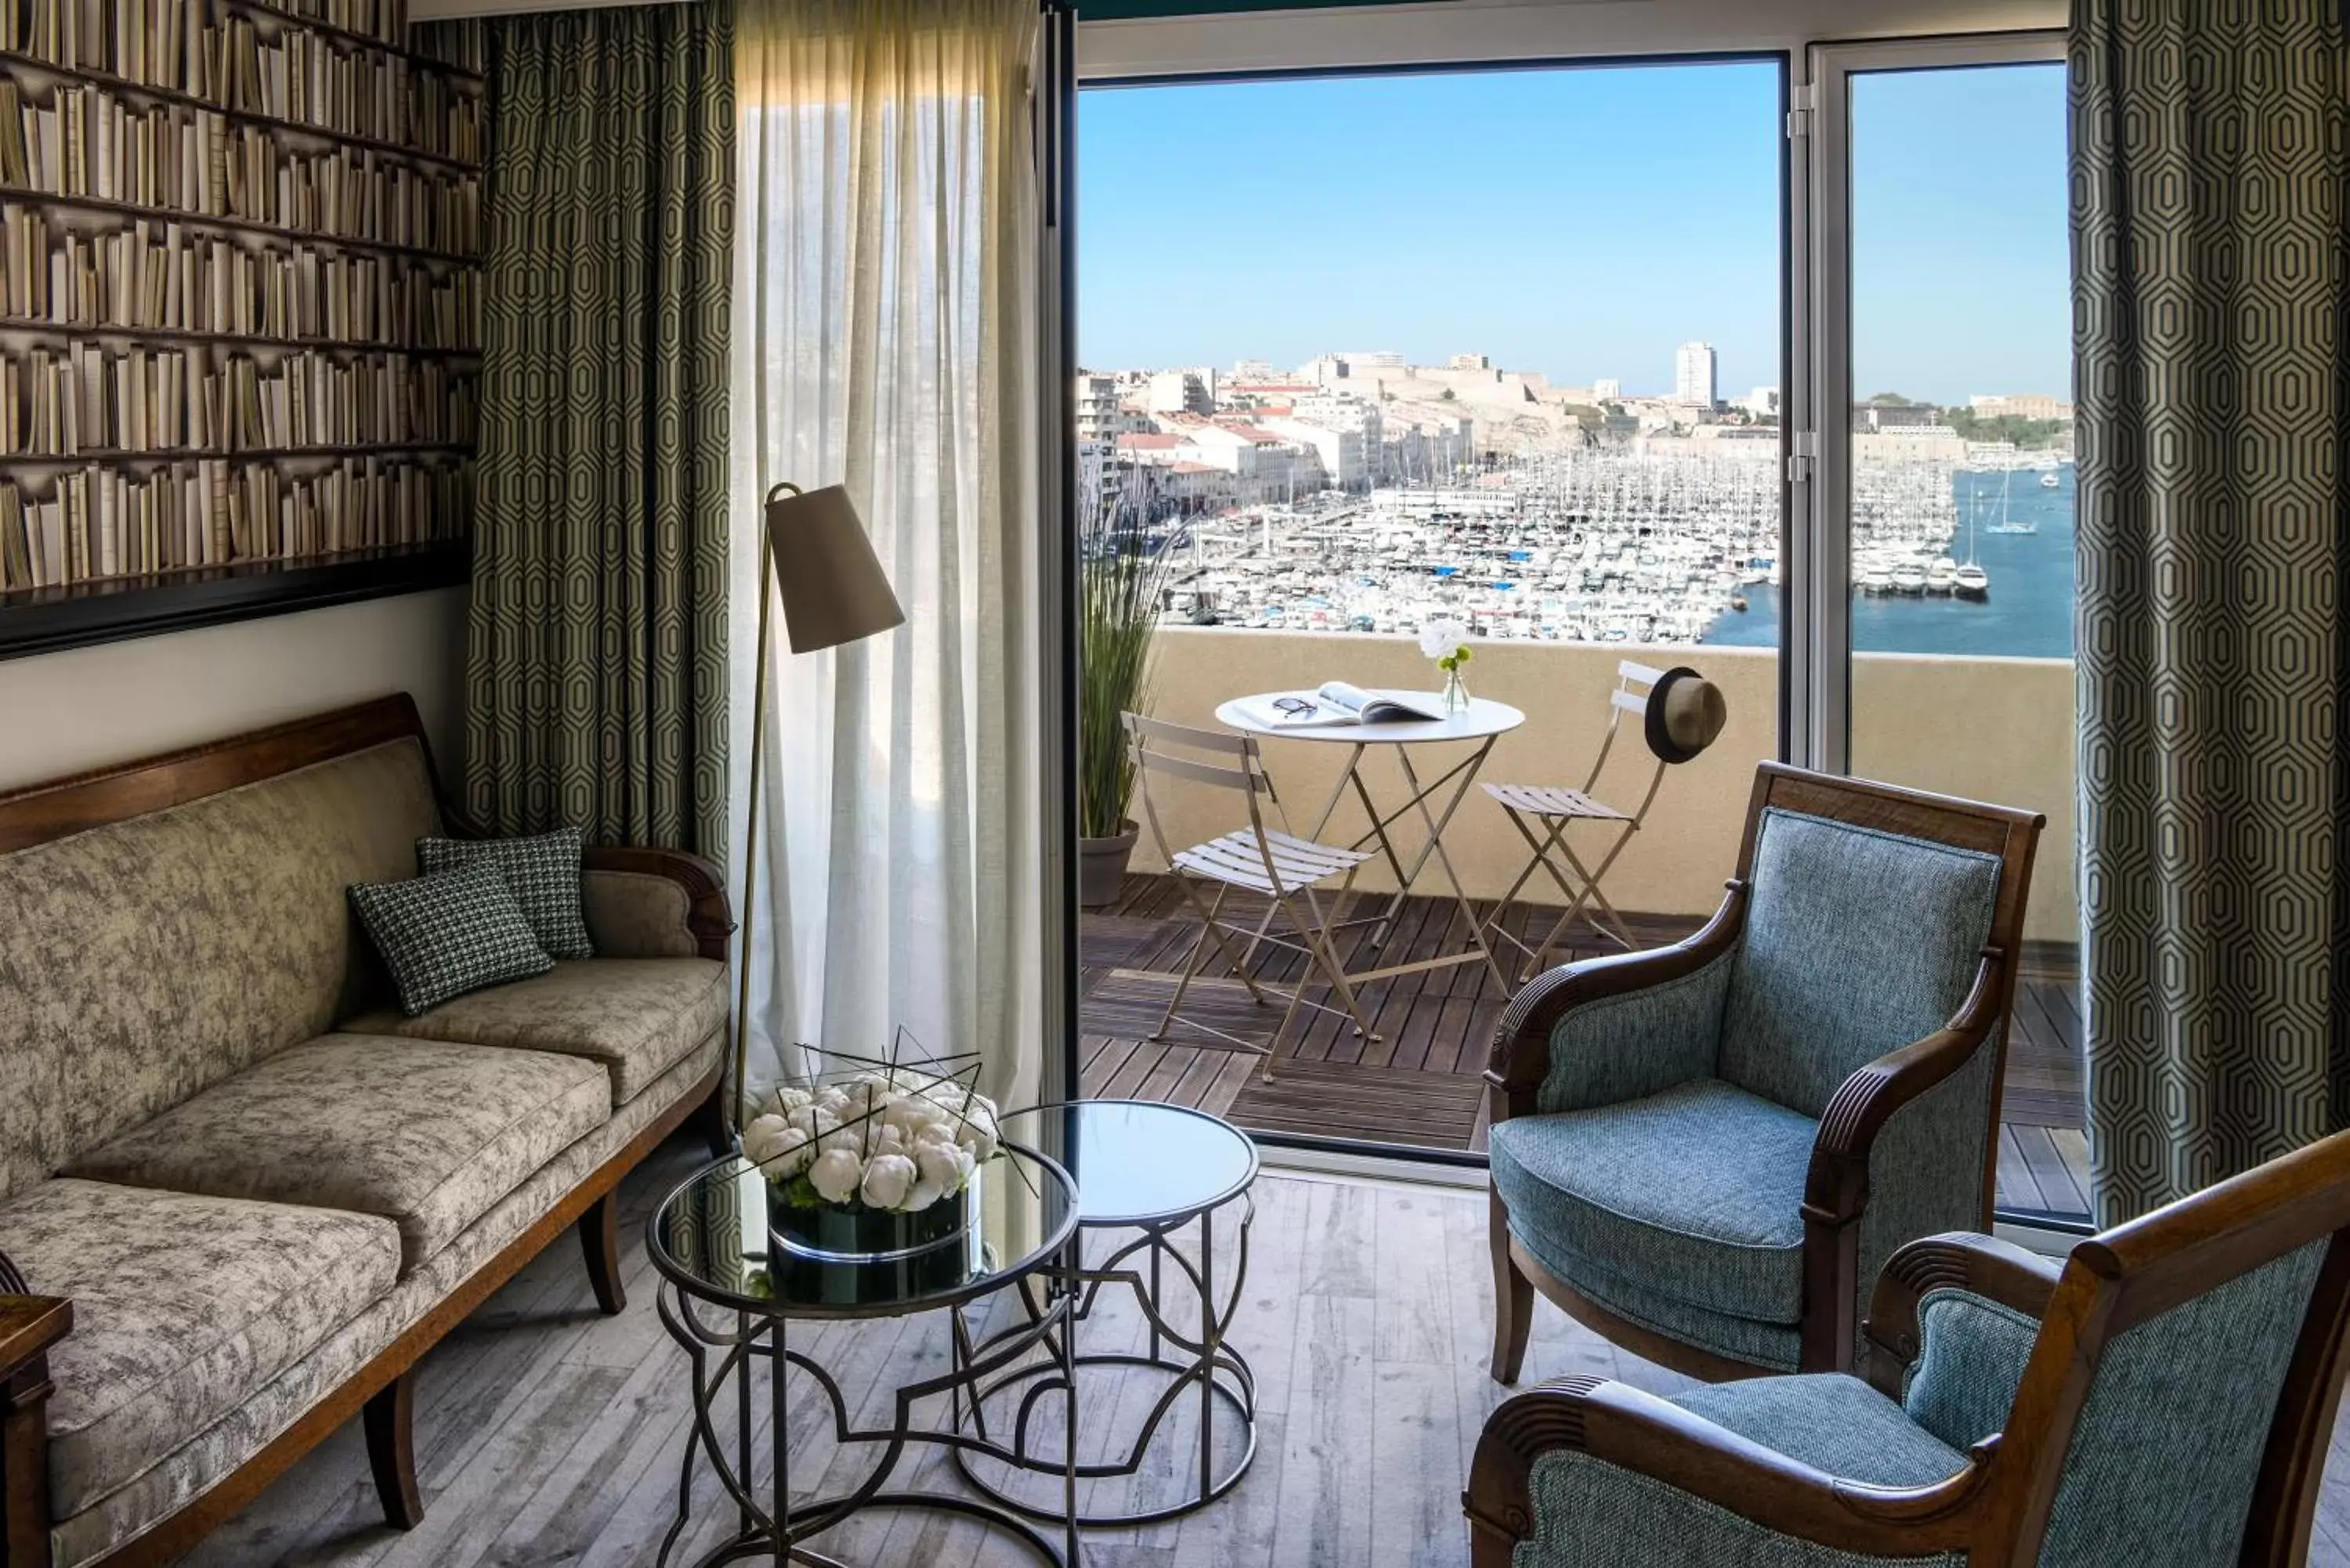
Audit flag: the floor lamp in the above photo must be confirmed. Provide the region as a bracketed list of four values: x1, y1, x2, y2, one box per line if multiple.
[732, 482, 906, 1133]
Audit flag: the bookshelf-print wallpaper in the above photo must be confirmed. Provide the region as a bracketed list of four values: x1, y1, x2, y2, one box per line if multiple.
[0, 0, 479, 599]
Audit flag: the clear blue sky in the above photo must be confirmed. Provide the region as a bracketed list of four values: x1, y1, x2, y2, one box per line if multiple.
[1079, 60, 2070, 406]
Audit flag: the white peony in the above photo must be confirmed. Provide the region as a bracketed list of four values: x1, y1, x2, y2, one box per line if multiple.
[914, 1139, 972, 1196]
[859, 1152, 917, 1212]
[883, 1097, 945, 1136]
[1419, 618, 1466, 662]
[960, 1104, 999, 1162]
[743, 1113, 790, 1158]
[807, 1147, 865, 1205]
[743, 1115, 815, 1177]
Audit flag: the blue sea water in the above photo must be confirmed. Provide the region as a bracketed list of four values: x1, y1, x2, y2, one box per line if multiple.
[1700, 468, 2077, 659]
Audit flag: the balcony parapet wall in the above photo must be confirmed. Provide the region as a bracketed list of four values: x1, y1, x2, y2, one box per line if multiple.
[1126, 627, 2077, 943]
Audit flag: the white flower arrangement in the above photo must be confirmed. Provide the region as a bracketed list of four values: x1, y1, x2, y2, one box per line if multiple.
[1418, 617, 1471, 674]
[742, 1071, 999, 1216]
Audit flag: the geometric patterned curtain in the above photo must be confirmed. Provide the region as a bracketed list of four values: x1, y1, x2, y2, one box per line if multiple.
[2073, 0, 2350, 1226]
[457, 2, 736, 858]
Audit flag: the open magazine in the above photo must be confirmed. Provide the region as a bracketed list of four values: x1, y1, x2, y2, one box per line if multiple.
[1241, 681, 1441, 729]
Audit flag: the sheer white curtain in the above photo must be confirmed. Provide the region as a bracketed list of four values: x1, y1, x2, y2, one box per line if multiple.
[727, 0, 1043, 1109]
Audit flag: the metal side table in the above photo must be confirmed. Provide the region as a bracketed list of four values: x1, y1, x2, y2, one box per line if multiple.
[952, 1100, 1259, 1526]
[648, 1147, 1082, 1566]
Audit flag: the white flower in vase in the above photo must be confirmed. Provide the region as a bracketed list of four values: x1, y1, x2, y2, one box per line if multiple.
[859, 1152, 917, 1211]
[914, 1138, 971, 1196]
[1418, 617, 1473, 710]
[765, 1067, 1003, 1216]
[807, 1147, 865, 1205]
[743, 1115, 815, 1177]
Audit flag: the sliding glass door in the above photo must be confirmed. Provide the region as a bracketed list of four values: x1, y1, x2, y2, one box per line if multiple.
[1071, 59, 1786, 1159]
[1805, 37, 2084, 1221]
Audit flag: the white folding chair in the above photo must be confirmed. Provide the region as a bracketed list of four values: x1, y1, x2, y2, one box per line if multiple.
[1478, 660, 1675, 981]
[1126, 713, 1382, 1080]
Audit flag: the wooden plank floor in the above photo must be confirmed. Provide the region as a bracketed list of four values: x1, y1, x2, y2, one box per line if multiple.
[190, 1133, 2350, 1567]
[1082, 874, 2092, 1219]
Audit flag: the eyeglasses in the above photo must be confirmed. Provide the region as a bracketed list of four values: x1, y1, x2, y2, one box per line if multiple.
[1273, 695, 1319, 717]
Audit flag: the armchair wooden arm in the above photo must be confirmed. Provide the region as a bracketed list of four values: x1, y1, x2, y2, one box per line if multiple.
[1860, 1231, 2063, 1400]
[1795, 952, 2007, 1371]
[2, 1296, 72, 1568]
[579, 845, 735, 963]
[1484, 880, 1749, 1122]
[1463, 1373, 1989, 1568]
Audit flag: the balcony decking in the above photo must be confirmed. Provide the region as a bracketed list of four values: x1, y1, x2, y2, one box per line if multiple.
[1080, 873, 2092, 1219]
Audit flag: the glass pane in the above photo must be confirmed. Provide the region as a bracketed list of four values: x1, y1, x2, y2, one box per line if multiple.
[1843, 62, 2082, 1219]
[1076, 63, 1783, 1156]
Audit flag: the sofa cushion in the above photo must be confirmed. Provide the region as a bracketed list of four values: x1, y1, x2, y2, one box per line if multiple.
[1670, 1374, 1967, 1488]
[342, 958, 728, 1106]
[0, 1177, 400, 1519]
[348, 859, 557, 1017]
[419, 828, 595, 959]
[1488, 1077, 1815, 1324]
[67, 1035, 609, 1272]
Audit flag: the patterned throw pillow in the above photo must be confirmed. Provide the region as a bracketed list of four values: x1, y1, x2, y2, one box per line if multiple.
[349, 859, 556, 1017]
[417, 828, 595, 960]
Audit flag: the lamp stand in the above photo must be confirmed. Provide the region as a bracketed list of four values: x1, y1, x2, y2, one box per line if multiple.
[730, 481, 798, 1134]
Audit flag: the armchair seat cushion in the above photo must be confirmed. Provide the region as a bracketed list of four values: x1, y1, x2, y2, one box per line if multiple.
[1489, 1078, 1816, 1323]
[1668, 1375, 1968, 1488]
[67, 1035, 610, 1273]
[342, 957, 728, 1107]
[0, 1177, 401, 1519]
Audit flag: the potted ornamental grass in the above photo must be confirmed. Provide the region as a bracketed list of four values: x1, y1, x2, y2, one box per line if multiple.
[1079, 469, 1177, 907]
[743, 1069, 1000, 1261]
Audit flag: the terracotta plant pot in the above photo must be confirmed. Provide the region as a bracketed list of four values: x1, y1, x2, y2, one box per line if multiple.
[1079, 821, 1140, 908]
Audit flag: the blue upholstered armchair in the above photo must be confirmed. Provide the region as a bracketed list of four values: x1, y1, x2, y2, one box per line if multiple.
[1487, 764, 2044, 1381]
[1464, 1127, 2350, 1568]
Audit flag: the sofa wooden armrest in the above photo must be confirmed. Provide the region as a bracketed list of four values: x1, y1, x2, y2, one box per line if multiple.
[580, 846, 735, 963]
[2, 1297, 71, 1568]
[1462, 1373, 1988, 1568]
[1484, 880, 1749, 1122]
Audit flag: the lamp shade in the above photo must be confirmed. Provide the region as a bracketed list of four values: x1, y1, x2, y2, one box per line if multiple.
[766, 484, 906, 653]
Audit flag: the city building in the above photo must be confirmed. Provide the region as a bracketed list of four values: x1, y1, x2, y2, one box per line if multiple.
[1674, 341, 1719, 407]
[1969, 392, 2077, 421]
[1143, 368, 1217, 416]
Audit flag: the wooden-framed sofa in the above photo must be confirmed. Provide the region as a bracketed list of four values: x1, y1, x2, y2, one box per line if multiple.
[1486, 763, 2044, 1381]
[0, 697, 732, 1568]
[1463, 1125, 2350, 1567]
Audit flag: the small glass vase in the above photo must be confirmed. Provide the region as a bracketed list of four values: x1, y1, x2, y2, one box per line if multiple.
[1441, 666, 1470, 714]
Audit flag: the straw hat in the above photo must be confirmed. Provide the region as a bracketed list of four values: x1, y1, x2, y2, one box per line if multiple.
[1644, 667, 1728, 764]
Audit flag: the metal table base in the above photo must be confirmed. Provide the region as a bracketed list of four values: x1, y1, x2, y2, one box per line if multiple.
[655, 1269, 1085, 1568]
[949, 1192, 1256, 1526]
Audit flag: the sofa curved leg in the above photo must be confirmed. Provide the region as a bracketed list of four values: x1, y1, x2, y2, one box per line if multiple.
[1491, 1190, 1532, 1384]
[580, 1192, 627, 1317]
[363, 1371, 425, 1530]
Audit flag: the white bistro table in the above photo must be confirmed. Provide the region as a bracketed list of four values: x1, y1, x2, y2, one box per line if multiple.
[1215, 692, 1527, 1002]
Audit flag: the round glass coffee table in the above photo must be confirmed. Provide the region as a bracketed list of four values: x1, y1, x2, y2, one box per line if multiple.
[647, 1147, 1080, 1566]
[952, 1100, 1259, 1526]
